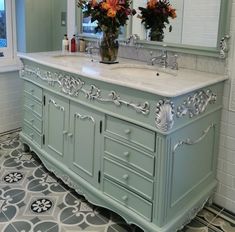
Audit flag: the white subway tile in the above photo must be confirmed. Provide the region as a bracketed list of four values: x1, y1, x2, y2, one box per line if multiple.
[219, 184, 235, 201]
[213, 194, 235, 213]
[217, 171, 234, 187]
[222, 161, 235, 175]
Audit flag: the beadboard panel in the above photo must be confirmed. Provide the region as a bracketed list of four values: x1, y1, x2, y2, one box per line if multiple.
[0, 72, 23, 134]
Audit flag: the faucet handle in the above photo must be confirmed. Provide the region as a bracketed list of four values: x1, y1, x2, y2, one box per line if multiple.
[170, 54, 178, 70]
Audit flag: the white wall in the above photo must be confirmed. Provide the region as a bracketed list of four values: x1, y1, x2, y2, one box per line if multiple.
[214, 0, 235, 213]
[0, 71, 22, 134]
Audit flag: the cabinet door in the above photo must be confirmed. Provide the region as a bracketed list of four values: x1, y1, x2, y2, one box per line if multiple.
[44, 92, 69, 162]
[69, 102, 103, 188]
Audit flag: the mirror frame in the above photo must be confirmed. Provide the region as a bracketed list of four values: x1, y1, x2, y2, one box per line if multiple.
[136, 0, 232, 57]
[74, 0, 232, 57]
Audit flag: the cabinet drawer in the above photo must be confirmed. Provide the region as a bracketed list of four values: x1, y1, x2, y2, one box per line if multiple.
[22, 122, 41, 147]
[103, 178, 152, 221]
[104, 137, 155, 177]
[105, 116, 156, 152]
[24, 96, 43, 118]
[24, 81, 43, 102]
[24, 108, 42, 133]
[104, 158, 154, 200]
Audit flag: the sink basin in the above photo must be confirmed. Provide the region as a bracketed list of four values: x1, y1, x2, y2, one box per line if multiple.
[110, 64, 177, 80]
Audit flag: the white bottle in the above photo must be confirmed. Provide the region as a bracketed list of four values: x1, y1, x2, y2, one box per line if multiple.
[62, 34, 69, 53]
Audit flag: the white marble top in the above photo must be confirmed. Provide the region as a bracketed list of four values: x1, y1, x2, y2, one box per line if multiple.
[18, 51, 227, 97]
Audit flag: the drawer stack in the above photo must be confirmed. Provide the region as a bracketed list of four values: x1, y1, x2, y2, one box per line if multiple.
[22, 81, 43, 147]
[103, 115, 156, 221]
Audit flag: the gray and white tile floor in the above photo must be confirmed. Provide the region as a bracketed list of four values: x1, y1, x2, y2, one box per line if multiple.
[0, 131, 234, 232]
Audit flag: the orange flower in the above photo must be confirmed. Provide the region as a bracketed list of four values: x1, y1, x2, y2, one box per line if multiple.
[107, 8, 117, 17]
[147, 0, 158, 9]
[89, 0, 97, 7]
[101, 0, 121, 18]
[167, 5, 177, 19]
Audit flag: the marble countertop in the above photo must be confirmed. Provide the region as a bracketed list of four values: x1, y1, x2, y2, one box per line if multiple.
[18, 51, 227, 97]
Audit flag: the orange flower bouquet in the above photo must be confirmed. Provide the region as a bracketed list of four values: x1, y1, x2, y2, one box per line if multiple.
[77, 0, 136, 63]
[138, 0, 176, 41]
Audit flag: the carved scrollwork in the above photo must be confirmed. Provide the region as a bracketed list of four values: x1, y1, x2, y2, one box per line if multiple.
[74, 113, 95, 123]
[49, 99, 65, 111]
[21, 66, 150, 115]
[173, 124, 214, 153]
[155, 99, 175, 132]
[176, 90, 217, 118]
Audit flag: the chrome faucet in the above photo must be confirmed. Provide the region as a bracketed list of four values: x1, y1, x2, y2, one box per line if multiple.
[148, 49, 168, 68]
[148, 48, 178, 70]
[85, 43, 99, 62]
[126, 34, 140, 45]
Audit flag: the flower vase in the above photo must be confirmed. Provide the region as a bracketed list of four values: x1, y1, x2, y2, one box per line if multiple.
[149, 27, 164, 42]
[99, 31, 119, 64]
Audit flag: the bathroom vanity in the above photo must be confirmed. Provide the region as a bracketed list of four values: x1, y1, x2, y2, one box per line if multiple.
[19, 52, 226, 232]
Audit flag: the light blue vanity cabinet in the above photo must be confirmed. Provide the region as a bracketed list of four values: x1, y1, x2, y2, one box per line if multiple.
[19, 57, 225, 232]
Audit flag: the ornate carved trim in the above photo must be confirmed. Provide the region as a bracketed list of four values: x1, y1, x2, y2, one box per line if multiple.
[20, 66, 150, 115]
[74, 113, 95, 123]
[175, 198, 209, 232]
[49, 99, 65, 111]
[173, 123, 214, 153]
[219, 35, 230, 59]
[155, 99, 175, 132]
[176, 90, 217, 118]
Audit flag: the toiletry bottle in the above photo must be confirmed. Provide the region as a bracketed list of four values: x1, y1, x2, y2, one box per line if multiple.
[62, 34, 69, 53]
[79, 38, 86, 52]
[71, 34, 76, 52]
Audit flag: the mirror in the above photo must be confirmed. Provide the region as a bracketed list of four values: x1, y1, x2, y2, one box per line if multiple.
[74, 0, 231, 57]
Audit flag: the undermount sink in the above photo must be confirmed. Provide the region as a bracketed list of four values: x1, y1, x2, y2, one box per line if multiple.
[110, 64, 177, 80]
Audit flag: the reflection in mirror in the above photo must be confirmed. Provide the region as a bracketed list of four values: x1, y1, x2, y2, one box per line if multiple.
[52, 0, 67, 50]
[132, 0, 221, 48]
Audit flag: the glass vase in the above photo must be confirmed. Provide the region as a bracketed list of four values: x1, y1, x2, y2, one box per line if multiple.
[149, 27, 164, 42]
[99, 30, 119, 64]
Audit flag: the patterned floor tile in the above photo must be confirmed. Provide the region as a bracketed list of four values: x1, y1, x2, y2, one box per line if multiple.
[0, 131, 235, 232]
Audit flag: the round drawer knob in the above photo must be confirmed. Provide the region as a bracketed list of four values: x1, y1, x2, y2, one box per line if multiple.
[30, 89, 35, 93]
[30, 104, 35, 108]
[122, 195, 128, 201]
[30, 119, 34, 124]
[123, 151, 130, 157]
[122, 174, 129, 180]
[63, 131, 68, 135]
[68, 133, 73, 138]
[124, 129, 131, 135]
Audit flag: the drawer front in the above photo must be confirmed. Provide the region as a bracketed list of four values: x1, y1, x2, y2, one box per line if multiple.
[105, 116, 156, 152]
[24, 96, 43, 118]
[24, 108, 42, 133]
[104, 158, 154, 200]
[24, 81, 43, 102]
[103, 178, 152, 221]
[22, 122, 41, 147]
[104, 137, 155, 177]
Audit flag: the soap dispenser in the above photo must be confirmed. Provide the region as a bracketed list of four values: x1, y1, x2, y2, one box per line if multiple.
[62, 34, 69, 53]
[71, 34, 76, 52]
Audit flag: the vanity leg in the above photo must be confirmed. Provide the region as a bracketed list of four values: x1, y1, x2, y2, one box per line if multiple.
[22, 143, 30, 152]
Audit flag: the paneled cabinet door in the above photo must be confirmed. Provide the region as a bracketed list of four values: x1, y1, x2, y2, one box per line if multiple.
[69, 102, 103, 188]
[44, 92, 70, 162]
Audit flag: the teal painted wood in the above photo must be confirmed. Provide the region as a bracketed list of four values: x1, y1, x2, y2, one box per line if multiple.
[44, 91, 70, 162]
[23, 108, 42, 133]
[19, 59, 225, 232]
[104, 157, 154, 201]
[104, 136, 155, 177]
[69, 102, 103, 189]
[103, 178, 153, 221]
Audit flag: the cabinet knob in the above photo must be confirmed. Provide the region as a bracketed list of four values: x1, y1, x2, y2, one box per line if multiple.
[123, 151, 130, 157]
[30, 133, 34, 138]
[30, 104, 35, 108]
[122, 174, 129, 180]
[63, 131, 68, 135]
[124, 129, 131, 135]
[30, 119, 34, 124]
[122, 195, 128, 201]
[30, 89, 35, 93]
[68, 133, 73, 138]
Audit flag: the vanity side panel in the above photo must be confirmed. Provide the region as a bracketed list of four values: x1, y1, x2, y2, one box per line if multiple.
[154, 110, 221, 227]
